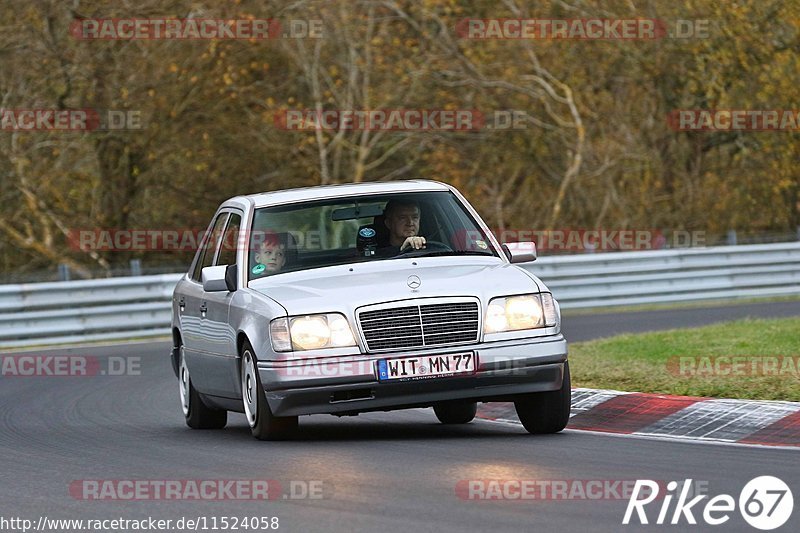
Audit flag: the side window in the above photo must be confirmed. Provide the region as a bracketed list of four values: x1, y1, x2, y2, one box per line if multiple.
[191, 213, 228, 281]
[216, 213, 242, 267]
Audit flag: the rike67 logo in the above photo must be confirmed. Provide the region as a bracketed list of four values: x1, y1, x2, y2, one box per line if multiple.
[623, 477, 793, 530]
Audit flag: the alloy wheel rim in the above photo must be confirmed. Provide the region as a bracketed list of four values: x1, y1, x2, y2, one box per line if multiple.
[242, 350, 258, 427]
[179, 347, 190, 416]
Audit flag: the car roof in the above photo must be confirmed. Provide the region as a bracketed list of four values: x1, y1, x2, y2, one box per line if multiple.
[224, 180, 452, 209]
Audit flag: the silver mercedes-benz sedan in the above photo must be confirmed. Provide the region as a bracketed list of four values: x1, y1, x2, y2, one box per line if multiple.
[171, 180, 569, 440]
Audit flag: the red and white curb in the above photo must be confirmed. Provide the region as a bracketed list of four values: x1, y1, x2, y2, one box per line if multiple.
[478, 388, 800, 448]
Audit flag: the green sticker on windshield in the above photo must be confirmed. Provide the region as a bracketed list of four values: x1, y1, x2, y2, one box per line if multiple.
[252, 263, 266, 275]
[476, 240, 488, 249]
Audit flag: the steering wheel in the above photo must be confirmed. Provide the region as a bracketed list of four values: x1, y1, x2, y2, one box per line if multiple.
[396, 240, 453, 257]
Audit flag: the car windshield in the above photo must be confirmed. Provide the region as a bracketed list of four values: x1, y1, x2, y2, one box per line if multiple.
[247, 191, 497, 280]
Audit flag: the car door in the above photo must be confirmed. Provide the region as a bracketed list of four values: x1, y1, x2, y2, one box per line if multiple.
[180, 211, 229, 395]
[194, 211, 243, 398]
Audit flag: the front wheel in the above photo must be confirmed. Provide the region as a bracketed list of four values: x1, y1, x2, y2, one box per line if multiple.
[513, 362, 571, 434]
[179, 345, 227, 429]
[241, 343, 298, 440]
[433, 400, 477, 424]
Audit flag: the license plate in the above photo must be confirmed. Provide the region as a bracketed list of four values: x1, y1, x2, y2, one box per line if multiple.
[377, 352, 476, 381]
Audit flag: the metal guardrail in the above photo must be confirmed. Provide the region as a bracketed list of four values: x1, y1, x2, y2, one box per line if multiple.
[0, 274, 182, 348]
[527, 242, 800, 309]
[1, 242, 799, 349]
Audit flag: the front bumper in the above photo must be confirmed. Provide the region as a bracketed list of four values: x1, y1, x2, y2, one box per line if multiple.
[257, 335, 568, 416]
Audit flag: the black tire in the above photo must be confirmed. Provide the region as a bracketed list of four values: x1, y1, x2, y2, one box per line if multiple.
[513, 361, 571, 434]
[241, 342, 298, 441]
[179, 345, 227, 429]
[433, 400, 478, 424]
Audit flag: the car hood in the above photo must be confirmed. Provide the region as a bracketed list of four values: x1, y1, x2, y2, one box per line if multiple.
[249, 256, 542, 316]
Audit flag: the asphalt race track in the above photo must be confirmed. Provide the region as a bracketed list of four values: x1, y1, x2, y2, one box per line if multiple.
[1, 302, 799, 533]
[562, 299, 800, 341]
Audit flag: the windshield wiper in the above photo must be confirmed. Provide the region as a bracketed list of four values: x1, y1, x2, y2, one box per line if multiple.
[410, 250, 495, 257]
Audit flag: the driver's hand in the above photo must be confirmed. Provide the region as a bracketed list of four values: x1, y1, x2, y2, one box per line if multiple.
[400, 236, 426, 251]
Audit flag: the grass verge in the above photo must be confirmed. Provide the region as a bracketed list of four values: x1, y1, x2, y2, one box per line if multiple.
[569, 317, 800, 401]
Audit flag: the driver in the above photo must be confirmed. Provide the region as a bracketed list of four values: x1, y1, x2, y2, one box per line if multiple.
[378, 199, 427, 256]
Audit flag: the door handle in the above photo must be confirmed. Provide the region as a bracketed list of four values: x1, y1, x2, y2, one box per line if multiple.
[200, 303, 208, 318]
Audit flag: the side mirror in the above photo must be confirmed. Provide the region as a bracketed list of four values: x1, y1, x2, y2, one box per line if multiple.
[502, 241, 537, 263]
[202, 265, 237, 292]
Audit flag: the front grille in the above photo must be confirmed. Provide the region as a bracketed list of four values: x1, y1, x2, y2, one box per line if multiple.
[359, 300, 480, 351]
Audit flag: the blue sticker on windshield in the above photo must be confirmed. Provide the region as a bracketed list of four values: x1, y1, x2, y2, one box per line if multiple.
[252, 263, 266, 275]
[359, 227, 377, 238]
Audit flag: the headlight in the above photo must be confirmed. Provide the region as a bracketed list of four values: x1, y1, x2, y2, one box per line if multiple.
[484, 293, 557, 334]
[485, 301, 508, 333]
[505, 295, 542, 330]
[291, 315, 330, 350]
[270, 313, 357, 352]
[328, 314, 357, 347]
